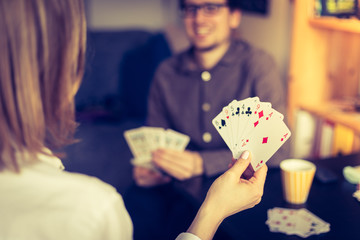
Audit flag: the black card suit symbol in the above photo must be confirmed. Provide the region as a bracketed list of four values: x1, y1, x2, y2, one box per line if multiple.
[221, 119, 226, 127]
[245, 107, 252, 116]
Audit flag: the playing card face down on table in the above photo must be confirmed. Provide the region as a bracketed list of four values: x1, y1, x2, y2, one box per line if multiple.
[266, 207, 330, 237]
[212, 97, 291, 171]
[124, 126, 190, 167]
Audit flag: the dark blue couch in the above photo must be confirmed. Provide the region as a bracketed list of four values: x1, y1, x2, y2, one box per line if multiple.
[75, 30, 172, 122]
[64, 30, 172, 193]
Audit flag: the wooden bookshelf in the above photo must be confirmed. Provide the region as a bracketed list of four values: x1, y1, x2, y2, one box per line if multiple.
[288, 0, 360, 157]
[309, 17, 360, 33]
[300, 102, 360, 135]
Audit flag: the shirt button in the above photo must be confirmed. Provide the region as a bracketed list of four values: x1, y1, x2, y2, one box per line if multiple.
[202, 103, 211, 112]
[201, 71, 211, 82]
[202, 132, 212, 143]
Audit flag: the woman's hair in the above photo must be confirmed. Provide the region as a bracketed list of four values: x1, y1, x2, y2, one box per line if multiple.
[0, 0, 86, 172]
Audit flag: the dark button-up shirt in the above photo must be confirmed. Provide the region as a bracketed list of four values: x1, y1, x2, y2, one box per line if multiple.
[147, 39, 287, 176]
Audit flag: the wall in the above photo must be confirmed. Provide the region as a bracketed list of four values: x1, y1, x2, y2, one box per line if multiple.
[85, 0, 293, 83]
[86, 0, 179, 30]
[239, 2, 294, 83]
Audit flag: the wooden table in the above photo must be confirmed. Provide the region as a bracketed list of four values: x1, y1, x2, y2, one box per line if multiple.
[174, 153, 360, 239]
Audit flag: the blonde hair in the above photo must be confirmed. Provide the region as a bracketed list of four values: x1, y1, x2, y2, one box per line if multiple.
[0, 0, 86, 172]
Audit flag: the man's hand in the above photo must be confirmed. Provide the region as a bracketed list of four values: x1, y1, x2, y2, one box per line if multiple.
[152, 149, 204, 180]
[133, 166, 171, 187]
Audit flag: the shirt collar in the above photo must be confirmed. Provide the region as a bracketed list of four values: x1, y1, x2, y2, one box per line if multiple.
[178, 39, 242, 73]
[16, 148, 65, 171]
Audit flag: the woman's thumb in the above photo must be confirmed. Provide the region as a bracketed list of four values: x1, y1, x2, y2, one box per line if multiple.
[229, 151, 251, 175]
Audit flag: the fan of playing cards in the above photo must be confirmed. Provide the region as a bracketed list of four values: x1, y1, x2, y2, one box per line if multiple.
[212, 97, 291, 172]
[266, 208, 330, 237]
[124, 127, 190, 167]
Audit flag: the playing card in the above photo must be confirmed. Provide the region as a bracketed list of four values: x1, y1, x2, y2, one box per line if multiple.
[266, 207, 299, 235]
[239, 101, 272, 144]
[236, 115, 291, 171]
[145, 127, 165, 151]
[165, 129, 190, 151]
[239, 106, 283, 148]
[232, 97, 260, 150]
[222, 104, 234, 148]
[212, 109, 232, 150]
[266, 207, 330, 238]
[212, 97, 290, 169]
[226, 99, 239, 149]
[123, 127, 152, 163]
[124, 126, 191, 167]
[295, 209, 330, 237]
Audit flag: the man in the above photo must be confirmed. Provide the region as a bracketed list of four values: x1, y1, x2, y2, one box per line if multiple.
[133, 0, 287, 186]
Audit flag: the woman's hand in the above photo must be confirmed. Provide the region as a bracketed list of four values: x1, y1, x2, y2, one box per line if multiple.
[186, 151, 268, 240]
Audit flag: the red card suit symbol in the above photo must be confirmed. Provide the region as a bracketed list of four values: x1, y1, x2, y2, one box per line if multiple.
[212, 98, 291, 172]
[258, 110, 264, 119]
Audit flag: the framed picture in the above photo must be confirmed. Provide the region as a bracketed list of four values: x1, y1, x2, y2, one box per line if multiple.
[240, 0, 269, 15]
[315, 0, 359, 18]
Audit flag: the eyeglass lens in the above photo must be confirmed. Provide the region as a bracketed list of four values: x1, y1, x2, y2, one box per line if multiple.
[182, 3, 227, 17]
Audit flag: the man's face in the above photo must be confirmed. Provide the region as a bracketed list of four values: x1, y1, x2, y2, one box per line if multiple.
[182, 0, 240, 52]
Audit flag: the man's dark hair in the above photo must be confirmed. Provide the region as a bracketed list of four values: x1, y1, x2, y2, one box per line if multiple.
[179, 0, 242, 11]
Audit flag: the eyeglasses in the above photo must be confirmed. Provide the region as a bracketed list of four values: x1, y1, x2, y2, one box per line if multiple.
[181, 3, 228, 18]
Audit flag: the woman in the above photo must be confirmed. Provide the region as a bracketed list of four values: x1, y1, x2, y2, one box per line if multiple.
[0, 0, 267, 239]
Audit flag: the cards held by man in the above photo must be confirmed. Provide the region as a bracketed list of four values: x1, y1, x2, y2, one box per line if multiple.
[124, 127, 190, 168]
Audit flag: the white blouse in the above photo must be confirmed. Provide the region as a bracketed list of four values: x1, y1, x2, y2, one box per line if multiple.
[0, 152, 133, 240]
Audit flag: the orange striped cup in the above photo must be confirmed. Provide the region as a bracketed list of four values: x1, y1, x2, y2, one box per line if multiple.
[280, 159, 316, 204]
